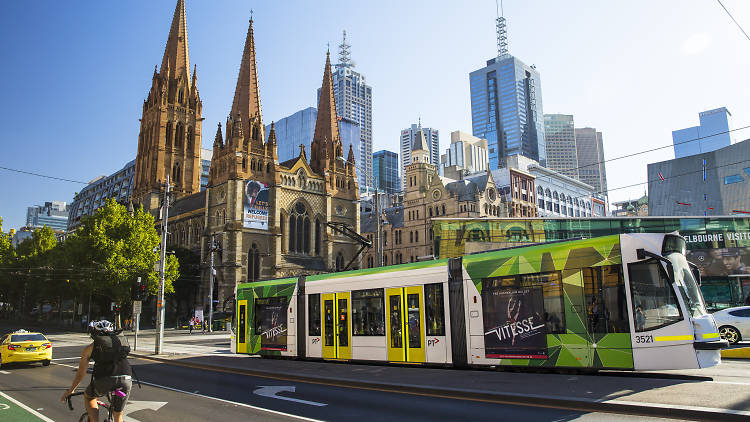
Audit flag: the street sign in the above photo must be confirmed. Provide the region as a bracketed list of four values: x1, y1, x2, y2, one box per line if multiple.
[133, 300, 142, 315]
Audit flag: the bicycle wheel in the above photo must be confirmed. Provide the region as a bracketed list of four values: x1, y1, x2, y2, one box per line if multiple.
[78, 412, 89, 422]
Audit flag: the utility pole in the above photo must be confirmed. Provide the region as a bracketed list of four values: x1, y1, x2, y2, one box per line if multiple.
[374, 190, 382, 267]
[156, 175, 170, 354]
[208, 233, 216, 333]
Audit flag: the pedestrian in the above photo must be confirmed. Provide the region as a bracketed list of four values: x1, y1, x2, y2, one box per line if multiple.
[189, 317, 194, 334]
[201, 318, 206, 334]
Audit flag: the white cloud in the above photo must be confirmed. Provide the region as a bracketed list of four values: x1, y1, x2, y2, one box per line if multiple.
[680, 32, 712, 55]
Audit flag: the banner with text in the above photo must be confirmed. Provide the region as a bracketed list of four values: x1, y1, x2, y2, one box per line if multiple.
[482, 286, 547, 359]
[243, 180, 269, 230]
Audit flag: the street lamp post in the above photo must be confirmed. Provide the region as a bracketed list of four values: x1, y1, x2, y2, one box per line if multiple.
[208, 233, 216, 333]
[156, 175, 170, 355]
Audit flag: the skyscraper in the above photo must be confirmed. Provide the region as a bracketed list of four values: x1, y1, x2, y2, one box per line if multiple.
[26, 201, 69, 232]
[441, 131, 488, 180]
[672, 107, 732, 158]
[544, 114, 578, 179]
[264, 107, 360, 165]
[322, 31, 373, 192]
[469, 13, 545, 169]
[400, 122, 439, 189]
[574, 127, 608, 196]
[373, 150, 400, 194]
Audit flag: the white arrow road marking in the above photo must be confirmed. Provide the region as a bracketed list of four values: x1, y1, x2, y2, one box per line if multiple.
[253, 386, 327, 407]
[0, 403, 9, 410]
[122, 400, 168, 422]
[0, 371, 10, 374]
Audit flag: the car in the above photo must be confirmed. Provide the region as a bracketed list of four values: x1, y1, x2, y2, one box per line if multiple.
[0, 329, 53, 368]
[711, 306, 750, 345]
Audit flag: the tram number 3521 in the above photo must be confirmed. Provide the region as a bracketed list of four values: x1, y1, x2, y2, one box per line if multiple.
[634, 335, 655, 344]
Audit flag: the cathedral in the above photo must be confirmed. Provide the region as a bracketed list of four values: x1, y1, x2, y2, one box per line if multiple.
[132, 1, 361, 311]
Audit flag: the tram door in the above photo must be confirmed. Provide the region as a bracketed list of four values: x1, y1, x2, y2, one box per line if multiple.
[321, 292, 351, 360]
[386, 286, 426, 363]
[236, 299, 248, 353]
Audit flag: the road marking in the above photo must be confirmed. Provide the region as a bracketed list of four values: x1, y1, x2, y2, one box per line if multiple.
[123, 400, 168, 422]
[51, 357, 81, 361]
[253, 386, 327, 407]
[52, 362, 321, 422]
[0, 391, 55, 421]
[0, 370, 10, 374]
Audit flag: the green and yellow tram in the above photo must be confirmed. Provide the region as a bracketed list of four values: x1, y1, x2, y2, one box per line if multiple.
[234, 233, 726, 370]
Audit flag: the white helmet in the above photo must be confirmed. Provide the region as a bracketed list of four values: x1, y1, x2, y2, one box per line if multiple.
[91, 320, 114, 334]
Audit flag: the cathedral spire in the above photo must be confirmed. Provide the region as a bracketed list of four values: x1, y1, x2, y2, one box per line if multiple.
[230, 15, 263, 138]
[312, 51, 340, 170]
[160, 0, 190, 79]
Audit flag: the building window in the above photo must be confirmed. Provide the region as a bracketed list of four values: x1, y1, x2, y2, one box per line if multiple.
[315, 219, 321, 255]
[289, 202, 310, 254]
[410, 231, 414, 243]
[724, 174, 744, 184]
[336, 252, 345, 271]
[352, 289, 385, 336]
[248, 243, 260, 281]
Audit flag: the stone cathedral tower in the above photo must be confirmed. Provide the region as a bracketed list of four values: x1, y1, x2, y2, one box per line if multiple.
[133, 0, 203, 210]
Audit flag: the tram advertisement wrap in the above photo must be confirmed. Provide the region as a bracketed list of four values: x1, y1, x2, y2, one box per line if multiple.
[243, 179, 269, 230]
[482, 287, 548, 359]
[255, 297, 288, 351]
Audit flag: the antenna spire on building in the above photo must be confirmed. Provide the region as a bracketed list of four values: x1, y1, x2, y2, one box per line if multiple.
[496, 0, 509, 58]
[337, 30, 353, 69]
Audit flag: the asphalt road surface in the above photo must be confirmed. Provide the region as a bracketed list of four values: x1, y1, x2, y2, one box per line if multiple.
[0, 344, 689, 422]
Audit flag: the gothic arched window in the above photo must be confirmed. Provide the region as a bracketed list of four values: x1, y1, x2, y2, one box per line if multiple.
[315, 219, 321, 256]
[288, 202, 310, 254]
[187, 127, 194, 150]
[172, 162, 181, 183]
[248, 243, 260, 282]
[336, 252, 345, 272]
[252, 125, 259, 141]
[175, 123, 184, 149]
[165, 123, 173, 148]
[441, 204, 446, 215]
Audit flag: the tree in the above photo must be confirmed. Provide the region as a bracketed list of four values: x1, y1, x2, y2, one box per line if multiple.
[65, 199, 179, 306]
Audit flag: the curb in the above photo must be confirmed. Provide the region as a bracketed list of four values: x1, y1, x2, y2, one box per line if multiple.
[721, 347, 750, 359]
[130, 353, 748, 421]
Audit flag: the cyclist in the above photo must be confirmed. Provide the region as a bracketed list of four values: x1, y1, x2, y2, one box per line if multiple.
[61, 320, 132, 422]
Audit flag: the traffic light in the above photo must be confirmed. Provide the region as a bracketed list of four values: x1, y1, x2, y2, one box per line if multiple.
[132, 277, 146, 301]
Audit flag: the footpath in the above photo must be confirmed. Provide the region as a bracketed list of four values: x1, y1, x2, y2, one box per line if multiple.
[49, 329, 750, 421]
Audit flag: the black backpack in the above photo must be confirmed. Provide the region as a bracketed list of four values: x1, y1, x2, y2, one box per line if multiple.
[91, 330, 130, 375]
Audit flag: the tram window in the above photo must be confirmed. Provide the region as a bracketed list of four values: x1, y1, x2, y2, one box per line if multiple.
[520, 272, 565, 334]
[407, 294, 421, 348]
[425, 283, 445, 336]
[389, 295, 403, 348]
[352, 289, 385, 336]
[324, 300, 335, 346]
[308, 294, 321, 336]
[583, 265, 628, 333]
[338, 299, 349, 347]
[483, 275, 518, 289]
[628, 259, 683, 332]
[238, 304, 246, 344]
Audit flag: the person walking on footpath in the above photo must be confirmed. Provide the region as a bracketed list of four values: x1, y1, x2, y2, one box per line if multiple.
[201, 318, 206, 334]
[188, 317, 194, 334]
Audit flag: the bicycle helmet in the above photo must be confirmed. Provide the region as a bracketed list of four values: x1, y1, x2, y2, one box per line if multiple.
[90, 320, 115, 335]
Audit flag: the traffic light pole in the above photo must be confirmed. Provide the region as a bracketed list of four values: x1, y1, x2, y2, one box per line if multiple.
[208, 233, 215, 333]
[156, 175, 170, 355]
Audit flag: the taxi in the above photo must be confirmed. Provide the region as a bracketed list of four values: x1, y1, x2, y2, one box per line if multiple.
[0, 329, 52, 367]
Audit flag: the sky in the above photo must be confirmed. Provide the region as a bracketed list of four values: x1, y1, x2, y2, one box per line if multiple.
[1, 0, 750, 231]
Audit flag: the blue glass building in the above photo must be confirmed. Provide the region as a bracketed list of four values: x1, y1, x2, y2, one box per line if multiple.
[373, 150, 400, 194]
[470, 56, 545, 169]
[672, 107, 732, 158]
[265, 107, 361, 170]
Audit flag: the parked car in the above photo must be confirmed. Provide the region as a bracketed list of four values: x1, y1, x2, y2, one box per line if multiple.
[712, 306, 750, 345]
[0, 329, 53, 367]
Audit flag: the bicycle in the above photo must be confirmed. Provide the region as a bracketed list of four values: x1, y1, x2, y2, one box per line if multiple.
[66, 388, 126, 422]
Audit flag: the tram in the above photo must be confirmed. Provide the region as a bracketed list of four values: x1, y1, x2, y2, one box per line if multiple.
[234, 233, 727, 371]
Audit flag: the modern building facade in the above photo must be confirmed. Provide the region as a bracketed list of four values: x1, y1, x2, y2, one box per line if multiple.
[200, 148, 212, 191]
[543, 114, 578, 179]
[575, 127, 608, 195]
[327, 31, 373, 192]
[26, 201, 69, 232]
[68, 160, 136, 231]
[673, 107, 733, 159]
[470, 55, 545, 169]
[648, 138, 750, 216]
[400, 123, 439, 189]
[441, 131, 488, 180]
[267, 108, 361, 180]
[373, 150, 400, 194]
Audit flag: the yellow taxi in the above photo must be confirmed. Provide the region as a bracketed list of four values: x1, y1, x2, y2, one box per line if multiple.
[0, 329, 52, 367]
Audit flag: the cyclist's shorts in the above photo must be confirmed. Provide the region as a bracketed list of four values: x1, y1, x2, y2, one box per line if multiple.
[85, 375, 132, 412]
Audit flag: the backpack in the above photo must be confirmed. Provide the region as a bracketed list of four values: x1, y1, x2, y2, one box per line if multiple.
[91, 330, 131, 377]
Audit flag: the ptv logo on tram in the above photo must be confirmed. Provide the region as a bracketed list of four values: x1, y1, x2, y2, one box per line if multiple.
[427, 338, 440, 347]
[311, 337, 321, 344]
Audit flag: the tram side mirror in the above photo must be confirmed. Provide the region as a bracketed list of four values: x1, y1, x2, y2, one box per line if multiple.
[636, 248, 646, 260]
[692, 268, 702, 286]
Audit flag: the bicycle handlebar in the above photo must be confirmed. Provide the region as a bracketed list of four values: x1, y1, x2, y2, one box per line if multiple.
[65, 391, 85, 411]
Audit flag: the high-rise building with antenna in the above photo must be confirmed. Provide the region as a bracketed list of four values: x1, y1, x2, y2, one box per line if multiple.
[469, 3, 546, 169]
[318, 30, 373, 192]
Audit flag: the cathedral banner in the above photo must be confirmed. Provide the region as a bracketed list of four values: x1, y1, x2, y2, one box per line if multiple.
[243, 179, 269, 230]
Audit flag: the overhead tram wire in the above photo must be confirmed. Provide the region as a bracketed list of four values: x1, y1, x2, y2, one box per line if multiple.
[0, 165, 88, 184]
[717, 0, 750, 42]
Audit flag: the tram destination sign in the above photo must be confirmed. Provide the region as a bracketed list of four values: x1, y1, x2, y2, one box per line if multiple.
[482, 286, 548, 359]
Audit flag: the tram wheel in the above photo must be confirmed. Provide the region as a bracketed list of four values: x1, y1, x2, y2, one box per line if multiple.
[719, 325, 741, 345]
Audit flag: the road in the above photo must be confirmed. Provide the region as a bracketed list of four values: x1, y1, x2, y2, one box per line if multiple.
[0, 342, 689, 421]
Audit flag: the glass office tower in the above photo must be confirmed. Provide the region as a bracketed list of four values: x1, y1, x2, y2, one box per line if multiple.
[470, 56, 545, 169]
[373, 150, 400, 194]
[672, 107, 732, 158]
